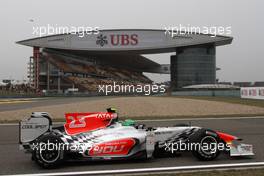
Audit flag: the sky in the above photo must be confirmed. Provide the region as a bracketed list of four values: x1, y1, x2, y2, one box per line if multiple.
[0, 0, 263, 83]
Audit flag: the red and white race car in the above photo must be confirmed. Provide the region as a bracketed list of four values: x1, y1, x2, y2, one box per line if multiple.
[19, 108, 254, 168]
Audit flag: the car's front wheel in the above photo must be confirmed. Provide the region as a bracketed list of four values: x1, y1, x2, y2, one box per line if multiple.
[191, 130, 221, 161]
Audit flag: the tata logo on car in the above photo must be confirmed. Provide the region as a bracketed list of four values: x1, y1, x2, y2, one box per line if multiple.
[96, 34, 138, 47]
[96, 112, 116, 120]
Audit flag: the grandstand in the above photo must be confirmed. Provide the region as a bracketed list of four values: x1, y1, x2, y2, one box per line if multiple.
[17, 29, 233, 93]
[33, 49, 152, 93]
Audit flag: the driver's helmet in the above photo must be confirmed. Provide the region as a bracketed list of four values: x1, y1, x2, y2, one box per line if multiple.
[107, 107, 117, 113]
[107, 107, 118, 123]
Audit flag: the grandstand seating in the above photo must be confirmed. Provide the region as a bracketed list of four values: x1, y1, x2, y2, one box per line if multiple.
[47, 54, 152, 92]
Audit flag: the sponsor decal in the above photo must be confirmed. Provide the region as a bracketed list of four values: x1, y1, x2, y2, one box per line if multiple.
[96, 34, 108, 46]
[110, 34, 138, 46]
[21, 124, 48, 129]
[89, 138, 135, 156]
[241, 87, 264, 100]
[96, 34, 138, 47]
[64, 112, 116, 135]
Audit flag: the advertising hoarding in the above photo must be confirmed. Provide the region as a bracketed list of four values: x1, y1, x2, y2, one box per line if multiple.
[241, 87, 264, 100]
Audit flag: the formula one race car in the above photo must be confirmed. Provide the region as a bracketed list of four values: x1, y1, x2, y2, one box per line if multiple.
[19, 108, 254, 168]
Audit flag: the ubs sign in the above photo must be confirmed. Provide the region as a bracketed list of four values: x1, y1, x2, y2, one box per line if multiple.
[96, 34, 138, 47]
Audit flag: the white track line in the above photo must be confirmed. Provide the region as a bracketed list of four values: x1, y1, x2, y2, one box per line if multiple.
[0, 123, 18, 126]
[6, 162, 264, 176]
[1, 116, 263, 126]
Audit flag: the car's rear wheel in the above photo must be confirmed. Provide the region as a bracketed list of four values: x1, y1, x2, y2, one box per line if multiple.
[33, 133, 64, 168]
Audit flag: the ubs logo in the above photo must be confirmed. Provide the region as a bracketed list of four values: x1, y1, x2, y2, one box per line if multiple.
[96, 34, 108, 46]
[96, 34, 138, 47]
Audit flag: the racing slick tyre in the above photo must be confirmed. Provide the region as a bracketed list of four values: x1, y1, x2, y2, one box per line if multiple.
[33, 133, 64, 168]
[191, 129, 221, 161]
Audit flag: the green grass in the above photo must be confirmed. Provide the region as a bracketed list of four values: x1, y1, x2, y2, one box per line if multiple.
[173, 96, 264, 108]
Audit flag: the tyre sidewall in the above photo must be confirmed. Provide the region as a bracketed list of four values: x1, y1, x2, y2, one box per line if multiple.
[190, 129, 221, 161]
[33, 133, 64, 168]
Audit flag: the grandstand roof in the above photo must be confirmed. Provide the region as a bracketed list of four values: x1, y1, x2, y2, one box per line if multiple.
[17, 29, 232, 54]
[183, 84, 239, 89]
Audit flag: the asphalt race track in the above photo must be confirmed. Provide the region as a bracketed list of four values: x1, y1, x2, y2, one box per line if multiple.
[0, 116, 264, 175]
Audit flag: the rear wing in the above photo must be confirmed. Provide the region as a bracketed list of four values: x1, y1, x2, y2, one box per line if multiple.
[19, 112, 52, 146]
